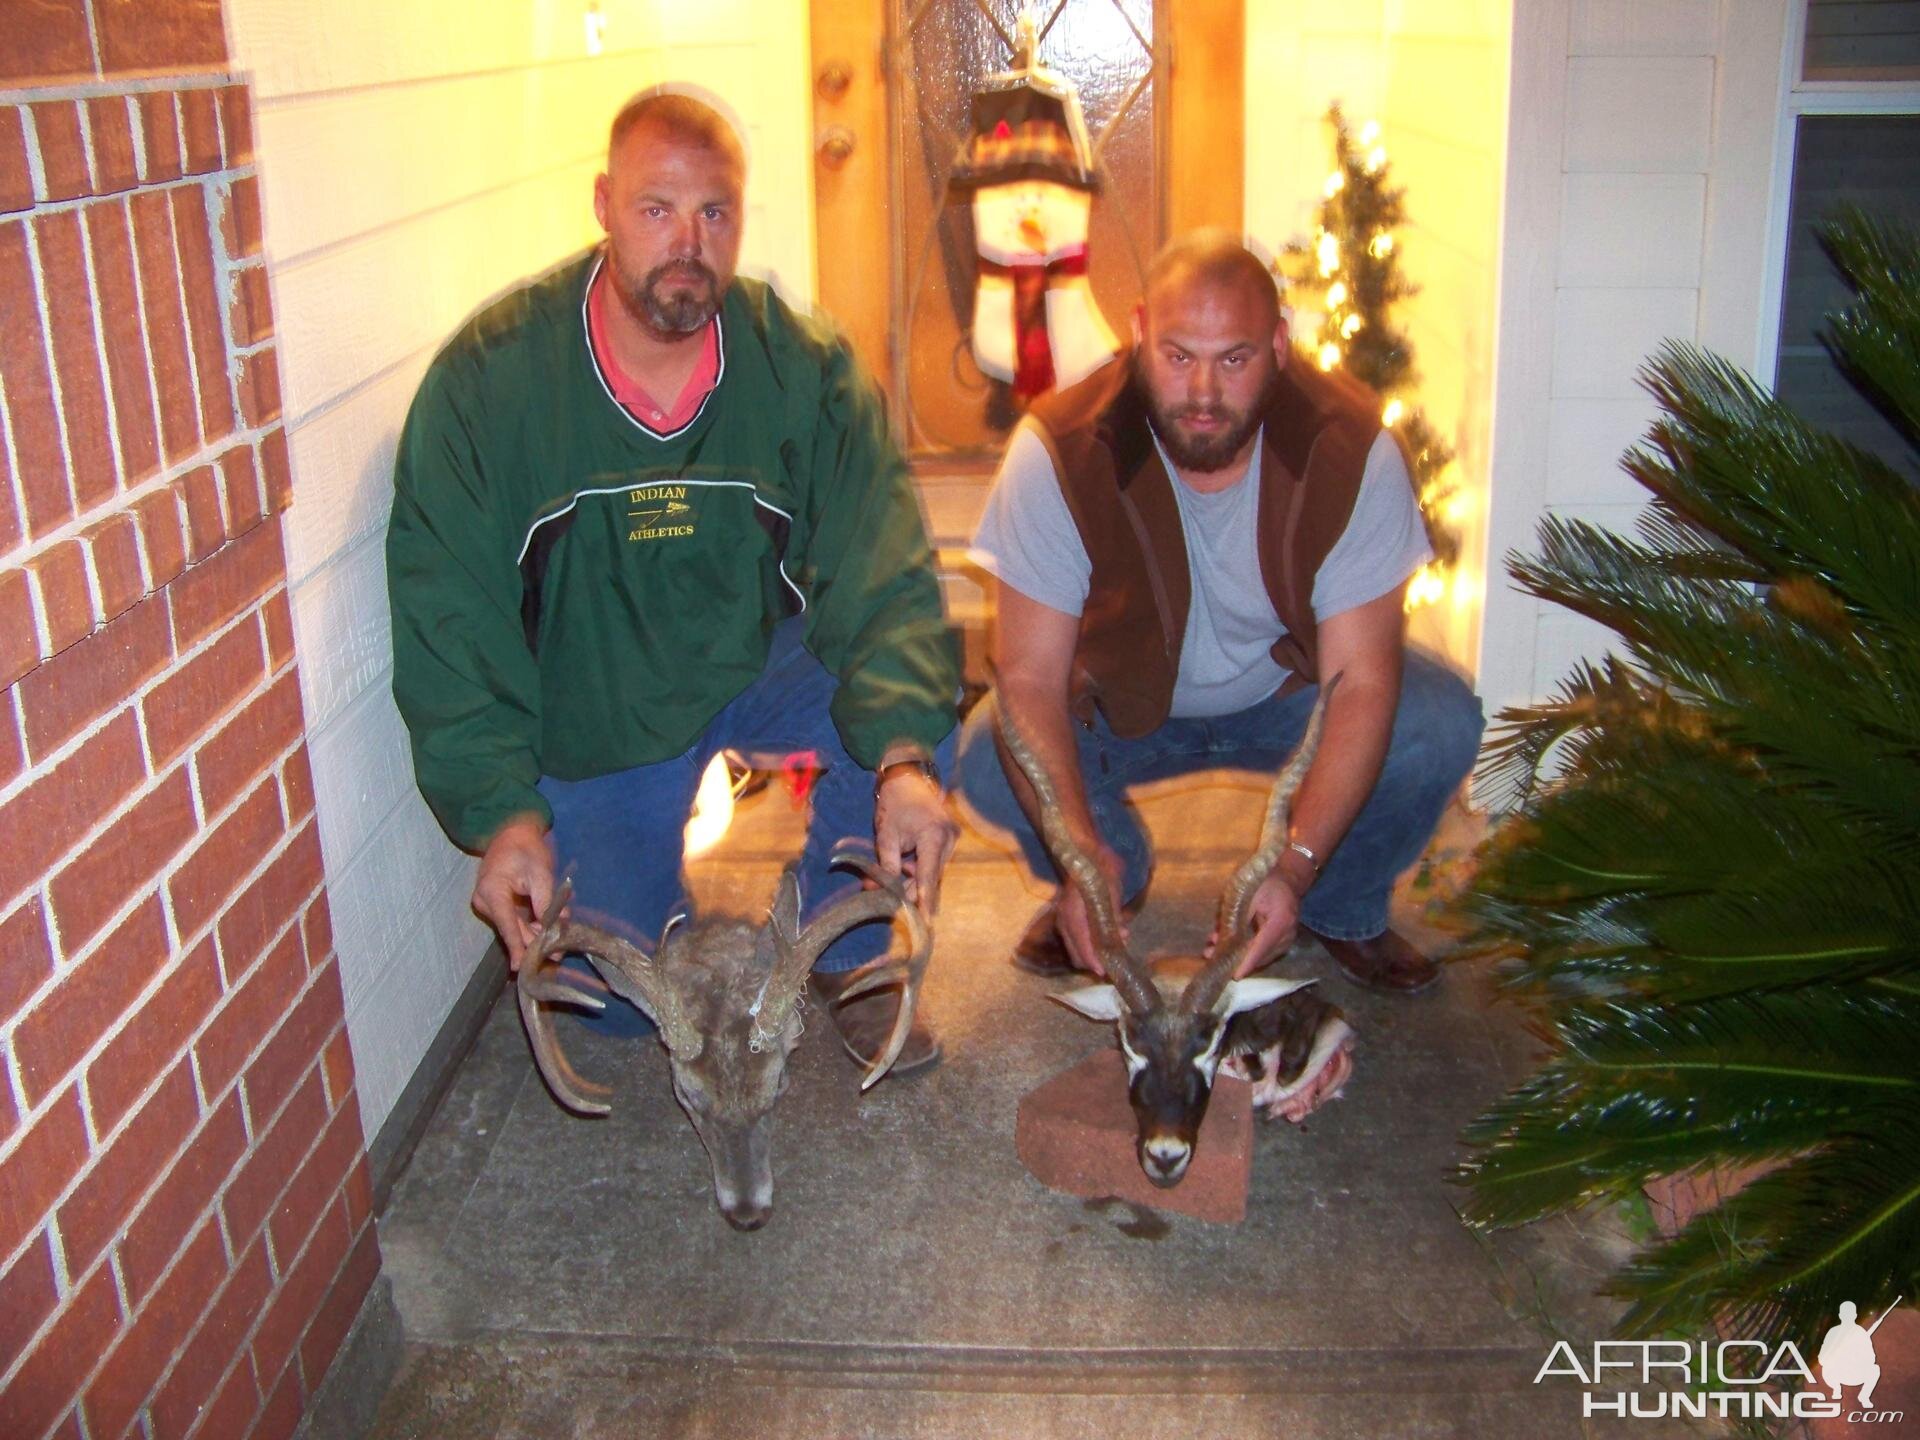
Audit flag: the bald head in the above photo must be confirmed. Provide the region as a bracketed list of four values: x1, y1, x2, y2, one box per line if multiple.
[596, 91, 746, 341]
[1145, 230, 1281, 329]
[608, 92, 746, 176]
[1131, 231, 1287, 479]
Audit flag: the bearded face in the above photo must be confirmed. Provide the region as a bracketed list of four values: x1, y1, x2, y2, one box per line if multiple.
[1131, 267, 1286, 478]
[611, 251, 723, 335]
[594, 118, 744, 343]
[1141, 361, 1276, 473]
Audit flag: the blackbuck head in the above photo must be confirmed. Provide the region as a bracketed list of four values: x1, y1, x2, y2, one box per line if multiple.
[515, 844, 930, 1231]
[993, 681, 1337, 1187]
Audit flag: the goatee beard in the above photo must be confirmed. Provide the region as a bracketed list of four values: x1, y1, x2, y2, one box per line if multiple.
[1142, 367, 1274, 474]
[614, 256, 721, 336]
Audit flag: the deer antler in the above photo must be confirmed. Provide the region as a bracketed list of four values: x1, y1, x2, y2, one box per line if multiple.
[989, 690, 1157, 1016]
[517, 877, 705, 1115]
[817, 847, 932, 1089]
[1184, 675, 1341, 1016]
[750, 844, 930, 1088]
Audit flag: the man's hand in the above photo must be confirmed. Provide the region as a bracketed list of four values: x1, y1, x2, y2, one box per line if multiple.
[1229, 872, 1303, 977]
[1206, 853, 1312, 976]
[472, 815, 555, 971]
[874, 769, 959, 915]
[1054, 842, 1127, 978]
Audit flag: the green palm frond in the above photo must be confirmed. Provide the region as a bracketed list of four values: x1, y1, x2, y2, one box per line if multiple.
[1629, 346, 1920, 622]
[1610, 1113, 1920, 1351]
[1460, 211, 1920, 1350]
[1822, 207, 1920, 447]
[1459, 992, 1920, 1228]
[1475, 657, 1675, 805]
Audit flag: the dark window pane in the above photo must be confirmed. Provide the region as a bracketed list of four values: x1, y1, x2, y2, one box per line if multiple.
[1803, 0, 1920, 82]
[1775, 114, 1920, 473]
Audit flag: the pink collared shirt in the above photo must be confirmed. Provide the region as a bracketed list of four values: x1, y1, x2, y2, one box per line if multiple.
[587, 267, 721, 436]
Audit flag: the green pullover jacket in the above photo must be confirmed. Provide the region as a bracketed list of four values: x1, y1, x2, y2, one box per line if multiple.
[387, 251, 959, 852]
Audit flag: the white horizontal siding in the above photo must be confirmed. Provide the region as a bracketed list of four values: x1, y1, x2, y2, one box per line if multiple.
[281, 358, 428, 588]
[308, 674, 419, 881]
[331, 831, 486, 1133]
[270, 162, 601, 422]
[226, 0, 661, 102]
[289, 532, 392, 735]
[1532, 608, 1623, 699]
[254, 62, 651, 264]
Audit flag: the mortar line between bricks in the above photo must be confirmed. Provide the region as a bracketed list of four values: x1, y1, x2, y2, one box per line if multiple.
[72, 193, 126, 537]
[7, 169, 257, 225]
[77, 2, 103, 90]
[21, 181, 79, 606]
[20, 103, 48, 206]
[108, 188, 179, 540]
[0, 76, 239, 106]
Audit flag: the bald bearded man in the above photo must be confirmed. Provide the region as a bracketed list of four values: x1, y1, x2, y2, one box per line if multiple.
[957, 231, 1482, 1003]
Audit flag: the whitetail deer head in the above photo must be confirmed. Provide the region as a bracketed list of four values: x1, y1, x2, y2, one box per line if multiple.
[515, 843, 930, 1230]
[994, 681, 1338, 1186]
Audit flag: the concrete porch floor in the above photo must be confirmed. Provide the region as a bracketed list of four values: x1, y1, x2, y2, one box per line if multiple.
[364, 774, 1711, 1439]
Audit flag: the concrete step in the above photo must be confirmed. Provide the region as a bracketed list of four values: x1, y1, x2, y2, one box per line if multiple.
[366, 1332, 1700, 1439]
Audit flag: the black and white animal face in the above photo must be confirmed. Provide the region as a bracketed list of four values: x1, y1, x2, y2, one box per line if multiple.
[1055, 974, 1314, 1186]
[1118, 1008, 1230, 1185]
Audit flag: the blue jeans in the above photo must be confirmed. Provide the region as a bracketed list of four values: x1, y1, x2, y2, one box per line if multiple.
[537, 617, 957, 1034]
[954, 650, 1483, 941]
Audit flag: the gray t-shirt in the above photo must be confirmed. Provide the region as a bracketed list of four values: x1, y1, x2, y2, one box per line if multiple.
[969, 421, 1431, 716]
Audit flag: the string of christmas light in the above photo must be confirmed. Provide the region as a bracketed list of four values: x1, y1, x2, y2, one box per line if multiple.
[1281, 105, 1464, 609]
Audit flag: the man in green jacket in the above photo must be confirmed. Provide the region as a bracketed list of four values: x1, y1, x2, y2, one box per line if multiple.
[387, 91, 959, 1073]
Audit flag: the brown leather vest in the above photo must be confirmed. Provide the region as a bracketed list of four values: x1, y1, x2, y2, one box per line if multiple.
[1027, 352, 1383, 737]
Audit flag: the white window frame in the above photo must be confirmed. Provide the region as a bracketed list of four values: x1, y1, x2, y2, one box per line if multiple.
[1756, 1, 1920, 386]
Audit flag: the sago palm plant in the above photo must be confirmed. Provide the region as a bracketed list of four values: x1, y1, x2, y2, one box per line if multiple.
[1457, 209, 1920, 1352]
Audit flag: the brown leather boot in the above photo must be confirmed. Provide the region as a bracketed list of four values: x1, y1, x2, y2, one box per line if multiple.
[1304, 926, 1441, 995]
[808, 967, 942, 1078]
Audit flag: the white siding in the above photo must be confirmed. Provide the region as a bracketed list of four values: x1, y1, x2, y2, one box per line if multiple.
[1479, 0, 1792, 776]
[224, 0, 818, 1140]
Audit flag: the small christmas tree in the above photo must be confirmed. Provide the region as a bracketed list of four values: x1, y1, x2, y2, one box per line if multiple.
[1282, 104, 1460, 585]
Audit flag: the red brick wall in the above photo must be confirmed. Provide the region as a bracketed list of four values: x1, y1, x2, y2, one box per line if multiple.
[0, 9, 379, 1440]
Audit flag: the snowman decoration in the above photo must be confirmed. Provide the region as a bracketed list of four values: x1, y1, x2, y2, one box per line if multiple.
[950, 15, 1120, 402]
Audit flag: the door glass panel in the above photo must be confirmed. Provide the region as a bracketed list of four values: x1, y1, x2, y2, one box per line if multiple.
[1775, 113, 1920, 473]
[890, 0, 1161, 457]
